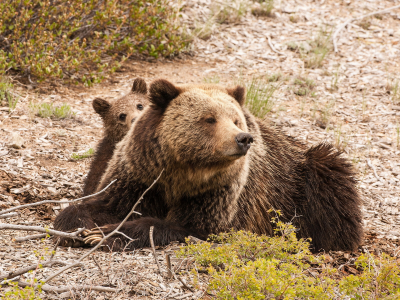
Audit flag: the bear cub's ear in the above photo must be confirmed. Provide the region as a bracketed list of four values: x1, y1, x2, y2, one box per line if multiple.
[131, 78, 147, 95]
[149, 79, 181, 109]
[93, 98, 111, 118]
[226, 86, 246, 106]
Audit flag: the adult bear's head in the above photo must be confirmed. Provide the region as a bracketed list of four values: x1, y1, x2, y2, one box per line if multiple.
[136, 79, 253, 169]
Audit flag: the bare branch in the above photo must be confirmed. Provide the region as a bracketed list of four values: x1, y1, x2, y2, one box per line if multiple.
[367, 159, 385, 184]
[333, 4, 400, 52]
[150, 226, 163, 275]
[43, 170, 164, 284]
[0, 179, 117, 216]
[0, 259, 81, 281]
[15, 233, 47, 242]
[0, 212, 18, 219]
[7, 280, 117, 293]
[267, 35, 286, 56]
[0, 224, 85, 241]
[166, 254, 173, 279]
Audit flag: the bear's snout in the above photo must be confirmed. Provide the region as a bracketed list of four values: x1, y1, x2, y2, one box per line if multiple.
[235, 132, 253, 155]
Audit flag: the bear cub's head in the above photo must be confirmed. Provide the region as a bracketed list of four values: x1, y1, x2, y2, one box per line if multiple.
[140, 79, 253, 169]
[93, 78, 149, 142]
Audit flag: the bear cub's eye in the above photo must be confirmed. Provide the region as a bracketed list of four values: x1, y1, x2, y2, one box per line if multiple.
[205, 117, 216, 124]
[119, 113, 127, 121]
[234, 120, 239, 126]
[137, 104, 144, 110]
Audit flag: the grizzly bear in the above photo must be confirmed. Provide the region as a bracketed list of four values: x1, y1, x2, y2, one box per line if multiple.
[83, 78, 149, 196]
[55, 79, 363, 252]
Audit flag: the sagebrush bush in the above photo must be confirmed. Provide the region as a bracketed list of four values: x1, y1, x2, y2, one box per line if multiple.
[179, 219, 400, 299]
[0, 0, 187, 85]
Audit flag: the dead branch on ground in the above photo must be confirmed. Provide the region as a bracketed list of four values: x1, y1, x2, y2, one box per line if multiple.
[333, 4, 400, 52]
[42, 170, 164, 285]
[0, 179, 117, 216]
[0, 224, 86, 241]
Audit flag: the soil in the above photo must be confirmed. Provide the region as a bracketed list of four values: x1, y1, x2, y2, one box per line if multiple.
[1, 0, 400, 298]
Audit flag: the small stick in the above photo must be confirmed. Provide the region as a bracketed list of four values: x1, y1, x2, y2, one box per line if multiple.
[0, 179, 117, 216]
[0, 168, 13, 179]
[166, 254, 173, 279]
[149, 226, 163, 275]
[3, 280, 117, 293]
[15, 233, 47, 242]
[92, 255, 104, 275]
[0, 259, 80, 281]
[0, 212, 18, 219]
[50, 238, 60, 261]
[367, 160, 385, 183]
[177, 276, 195, 293]
[267, 35, 286, 56]
[333, 4, 400, 52]
[0, 224, 86, 241]
[43, 170, 164, 284]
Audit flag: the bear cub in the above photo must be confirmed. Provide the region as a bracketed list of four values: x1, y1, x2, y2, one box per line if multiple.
[83, 78, 148, 196]
[56, 80, 363, 253]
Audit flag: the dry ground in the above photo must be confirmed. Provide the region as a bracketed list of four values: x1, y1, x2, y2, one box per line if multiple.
[1, 0, 400, 299]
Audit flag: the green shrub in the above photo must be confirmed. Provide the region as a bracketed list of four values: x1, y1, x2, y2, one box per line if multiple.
[293, 77, 315, 97]
[0, 0, 187, 85]
[179, 221, 400, 299]
[29, 102, 76, 119]
[0, 75, 18, 112]
[71, 148, 95, 160]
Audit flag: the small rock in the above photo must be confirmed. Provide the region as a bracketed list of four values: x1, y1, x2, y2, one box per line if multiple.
[9, 132, 24, 149]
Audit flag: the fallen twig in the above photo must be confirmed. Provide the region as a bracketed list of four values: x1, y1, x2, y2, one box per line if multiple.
[0, 259, 80, 281]
[0, 212, 18, 219]
[8, 280, 117, 293]
[333, 4, 400, 52]
[367, 159, 385, 184]
[15, 233, 47, 242]
[267, 35, 286, 56]
[0, 224, 85, 241]
[43, 170, 164, 285]
[166, 254, 173, 279]
[150, 225, 163, 275]
[0, 179, 117, 216]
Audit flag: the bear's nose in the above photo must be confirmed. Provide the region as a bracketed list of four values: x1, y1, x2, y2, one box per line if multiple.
[235, 132, 253, 155]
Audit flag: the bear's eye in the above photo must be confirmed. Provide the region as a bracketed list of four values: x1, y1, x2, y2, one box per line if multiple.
[137, 104, 144, 110]
[119, 113, 127, 121]
[205, 117, 216, 124]
[234, 120, 239, 126]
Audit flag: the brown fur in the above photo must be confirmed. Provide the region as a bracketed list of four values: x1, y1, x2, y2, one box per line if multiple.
[83, 78, 149, 196]
[55, 80, 363, 252]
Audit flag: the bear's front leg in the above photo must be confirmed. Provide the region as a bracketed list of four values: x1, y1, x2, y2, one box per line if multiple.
[54, 200, 120, 247]
[82, 217, 195, 251]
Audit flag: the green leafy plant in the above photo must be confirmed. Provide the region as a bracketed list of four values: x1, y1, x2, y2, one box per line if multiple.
[29, 102, 76, 119]
[179, 220, 400, 299]
[0, 0, 187, 85]
[0, 75, 18, 112]
[71, 148, 95, 160]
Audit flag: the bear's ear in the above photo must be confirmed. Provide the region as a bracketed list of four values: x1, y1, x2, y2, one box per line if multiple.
[131, 78, 147, 94]
[92, 98, 111, 118]
[226, 86, 246, 106]
[149, 79, 181, 109]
